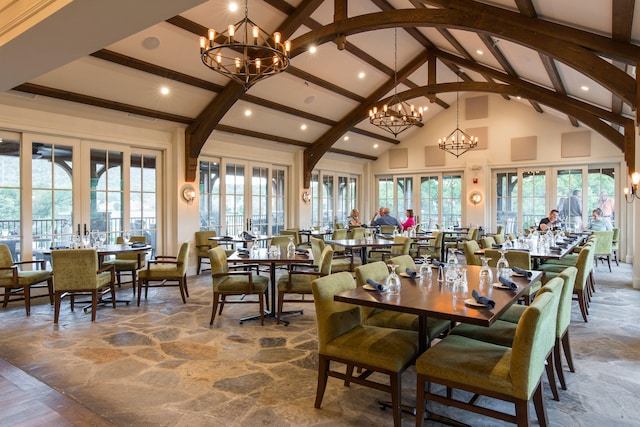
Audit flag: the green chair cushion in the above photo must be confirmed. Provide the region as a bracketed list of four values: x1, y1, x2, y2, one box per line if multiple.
[450, 319, 517, 347]
[214, 275, 268, 293]
[0, 269, 51, 287]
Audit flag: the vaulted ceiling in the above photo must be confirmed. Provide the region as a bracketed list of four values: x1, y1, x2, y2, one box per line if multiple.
[2, 0, 639, 186]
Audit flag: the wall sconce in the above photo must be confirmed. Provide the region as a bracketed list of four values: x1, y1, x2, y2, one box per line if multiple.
[624, 172, 640, 203]
[181, 184, 196, 205]
[302, 190, 311, 204]
[469, 191, 483, 205]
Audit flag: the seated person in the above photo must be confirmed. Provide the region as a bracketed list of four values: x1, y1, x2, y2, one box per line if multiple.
[371, 207, 402, 228]
[401, 209, 415, 231]
[348, 208, 362, 227]
[587, 208, 613, 231]
[539, 209, 561, 231]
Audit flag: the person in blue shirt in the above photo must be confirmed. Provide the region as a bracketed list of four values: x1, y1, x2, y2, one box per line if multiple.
[587, 208, 613, 231]
[371, 207, 402, 228]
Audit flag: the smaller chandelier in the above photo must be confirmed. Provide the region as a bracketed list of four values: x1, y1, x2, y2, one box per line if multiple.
[438, 83, 478, 157]
[199, 0, 291, 90]
[369, 28, 423, 137]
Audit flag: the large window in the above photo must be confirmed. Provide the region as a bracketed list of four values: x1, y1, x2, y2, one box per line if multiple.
[441, 175, 462, 228]
[495, 171, 518, 233]
[420, 176, 439, 228]
[556, 169, 583, 230]
[129, 153, 157, 249]
[199, 160, 221, 232]
[587, 167, 616, 224]
[0, 133, 21, 261]
[395, 177, 413, 219]
[521, 171, 546, 230]
[311, 171, 359, 227]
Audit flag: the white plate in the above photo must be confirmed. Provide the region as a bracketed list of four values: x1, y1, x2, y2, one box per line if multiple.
[464, 298, 488, 307]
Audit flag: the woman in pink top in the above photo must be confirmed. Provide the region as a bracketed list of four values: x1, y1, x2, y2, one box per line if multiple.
[401, 209, 415, 231]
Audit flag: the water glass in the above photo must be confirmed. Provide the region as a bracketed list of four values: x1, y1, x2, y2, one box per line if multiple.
[122, 230, 131, 245]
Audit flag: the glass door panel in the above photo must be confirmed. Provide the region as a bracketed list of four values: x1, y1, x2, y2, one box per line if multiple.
[420, 176, 439, 229]
[0, 134, 21, 260]
[225, 163, 245, 236]
[89, 149, 123, 244]
[251, 166, 268, 235]
[495, 171, 518, 234]
[271, 168, 285, 234]
[130, 153, 157, 251]
[556, 169, 583, 230]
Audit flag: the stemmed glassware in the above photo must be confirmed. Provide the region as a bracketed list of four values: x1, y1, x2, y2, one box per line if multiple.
[479, 256, 493, 289]
[72, 234, 81, 249]
[82, 233, 91, 248]
[420, 255, 432, 280]
[96, 232, 106, 249]
[496, 249, 510, 279]
[385, 263, 401, 295]
[122, 230, 131, 245]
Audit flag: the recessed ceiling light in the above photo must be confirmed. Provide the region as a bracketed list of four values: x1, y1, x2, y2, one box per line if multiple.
[476, 49, 483, 55]
[581, 85, 589, 91]
[244, 109, 252, 116]
[309, 46, 317, 54]
[229, 2, 238, 12]
[343, 136, 349, 141]
[300, 124, 307, 130]
[358, 72, 365, 79]
[142, 36, 160, 50]
[373, 144, 379, 149]
[304, 95, 315, 104]
[160, 86, 169, 95]
[517, 96, 522, 99]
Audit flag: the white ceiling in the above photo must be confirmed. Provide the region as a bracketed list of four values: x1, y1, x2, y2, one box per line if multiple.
[0, 0, 637, 160]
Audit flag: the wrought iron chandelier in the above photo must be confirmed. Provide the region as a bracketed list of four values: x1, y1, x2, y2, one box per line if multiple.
[369, 28, 423, 137]
[438, 79, 478, 157]
[199, 0, 291, 90]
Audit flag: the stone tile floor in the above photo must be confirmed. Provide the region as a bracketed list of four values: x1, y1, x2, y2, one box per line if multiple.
[0, 263, 639, 426]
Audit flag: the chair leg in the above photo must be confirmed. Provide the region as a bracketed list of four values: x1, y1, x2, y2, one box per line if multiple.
[545, 353, 559, 401]
[606, 255, 611, 272]
[553, 338, 567, 391]
[110, 283, 116, 309]
[47, 278, 54, 305]
[2, 288, 9, 307]
[178, 278, 187, 304]
[561, 330, 575, 373]
[219, 295, 226, 314]
[390, 372, 402, 427]
[183, 274, 189, 298]
[197, 257, 202, 275]
[415, 375, 426, 427]
[23, 285, 31, 316]
[276, 292, 284, 324]
[259, 293, 265, 326]
[613, 250, 619, 266]
[90, 290, 98, 321]
[314, 355, 329, 409]
[514, 396, 531, 427]
[575, 291, 588, 322]
[54, 291, 62, 323]
[131, 270, 137, 296]
[210, 293, 219, 325]
[532, 382, 548, 427]
[137, 278, 143, 306]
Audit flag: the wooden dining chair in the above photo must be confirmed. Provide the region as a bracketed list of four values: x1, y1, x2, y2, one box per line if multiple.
[137, 241, 190, 305]
[415, 287, 560, 427]
[0, 244, 53, 316]
[310, 237, 352, 273]
[51, 249, 115, 323]
[311, 272, 419, 427]
[102, 235, 147, 292]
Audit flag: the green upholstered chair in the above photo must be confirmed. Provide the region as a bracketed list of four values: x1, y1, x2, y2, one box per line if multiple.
[195, 231, 217, 274]
[276, 245, 333, 324]
[484, 249, 541, 305]
[611, 227, 620, 266]
[415, 289, 560, 427]
[137, 241, 190, 306]
[208, 246, 268, 325]
[368, 235, 411, 262]
[480, 236, 496, 248]
[494, 233, 506, 244]
[387, 254, 416, 273]
[354, 261, 450, 340]
[379, 224, 398, 234]
[311, 272, 419, 427]
[310, 237, 353, 273]
[0, 244, 53, 316]
[415, 232, 443, 261]
[463, 240, 481, 266]
[102, 235, 147, 292]
[329, 228, 347, 252]
[279, 229, 302, 247]
[51, 249, 115, 323]
[592, 230, 614, 272]
[450, 276, 566, 401]
[270, 235, 292, 253]
[347, 226, 365, 240]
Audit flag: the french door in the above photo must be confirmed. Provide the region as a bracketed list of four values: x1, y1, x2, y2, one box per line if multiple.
[20, 133, 161, 260]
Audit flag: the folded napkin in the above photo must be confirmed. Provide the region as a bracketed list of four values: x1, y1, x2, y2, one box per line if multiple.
[498, 276, 518, 290]
[130, 242, 147, 248]
[295, 249, 308, 255]
[237, 249, 250, 256]
[512, 248, 530, 252]
[366, 278, 386, 293]
[50, 246, 70, 250]
[221, 236, 233, 240]
[471, 289, 495, 308]
[549, 246, 562, 252]
[556, 242, 568, 248]
[491, 243, 503, 249]
[511, 266, 532, 278]
[431, 259, 445, 267]
[242, 232, 256, 240]
[405, 268, 417, 279]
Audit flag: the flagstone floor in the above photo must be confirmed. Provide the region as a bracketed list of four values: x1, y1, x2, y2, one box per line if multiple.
[0, 263, 639, 426]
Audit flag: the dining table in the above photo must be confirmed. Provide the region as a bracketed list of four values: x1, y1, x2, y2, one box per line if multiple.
[323, 237, 406, 264]
[226, 248, 314, 325]
[334, 265, 543, 354]
[298, 229, 333, 244]
[474, 237, 581, 268]
[209, 234, 270, 249]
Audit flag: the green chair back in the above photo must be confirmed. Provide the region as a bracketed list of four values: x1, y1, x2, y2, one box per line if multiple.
[311, 272, 362, 353]
[388, 254, 416, 273]
[611, 228, 619, 250]
[348, 227, 365, 240]
[195, 231, 217, 257]
[279, 229, 300, 247]
[270, 236, 292, 253]
[483, 249, 532, 269]
[115, 235, 147, 261]
[494, 234, 506, 244]
[480, 236, 496, 248]
[52, 249, 101, 291]
[510, 284, 560, 398]
[591, 230, 613, 256]
[556, 267, 578, 337]
[463, 240, 481, 266]
[318, 246, 335, 276]
[0, 244, 13, 271]
[380, 225, 397, 234]
[391, 235, 411, 256]
[574, 245, 594, 291]
[310, 237, 325, 268]
[209, 246, 230, 287]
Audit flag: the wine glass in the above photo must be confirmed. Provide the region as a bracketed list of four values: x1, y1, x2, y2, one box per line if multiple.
[96, 232, 106, 249]
[385, 263, 401, 295]
[479, 256, 493, 289]
[82, 233, 91, 248]
[496, 249, 510, 279]
[122, 230, 131, 245]
[72, 234, 81, 249]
